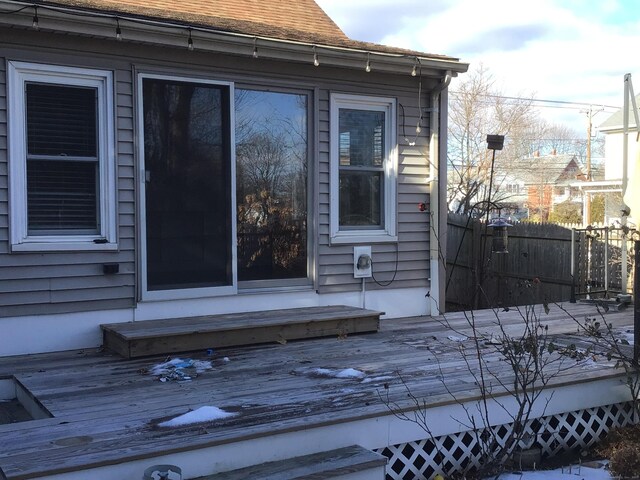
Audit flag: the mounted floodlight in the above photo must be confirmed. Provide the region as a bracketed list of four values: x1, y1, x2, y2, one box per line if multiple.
[486, 134, 505, 151]
[488, 217, 512, 253]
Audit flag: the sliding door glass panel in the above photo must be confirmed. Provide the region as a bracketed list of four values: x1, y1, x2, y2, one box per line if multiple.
[235, 89, 308, 282]
[143, 78, 232, 291]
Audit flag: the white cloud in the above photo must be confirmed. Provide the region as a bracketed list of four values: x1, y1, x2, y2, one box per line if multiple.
[316, 0, 640, 130]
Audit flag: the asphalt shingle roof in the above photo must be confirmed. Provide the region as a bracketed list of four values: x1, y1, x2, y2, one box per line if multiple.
[33, 0, 460, 60]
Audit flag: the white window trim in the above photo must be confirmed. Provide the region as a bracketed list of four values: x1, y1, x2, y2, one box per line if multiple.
[329, 93, 398, 244]
[136, 72, 238, 301]
[7, 61, 117, 252]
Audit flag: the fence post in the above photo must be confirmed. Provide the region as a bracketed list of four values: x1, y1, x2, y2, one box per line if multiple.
[604, 227, 609, 298]
[570, 228, 576, 303]
[634, 240, 639, 365]
[472, 219, 483, 310]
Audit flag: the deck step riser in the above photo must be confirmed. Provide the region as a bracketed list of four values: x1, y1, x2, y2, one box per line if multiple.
[101, 306, 382, 359]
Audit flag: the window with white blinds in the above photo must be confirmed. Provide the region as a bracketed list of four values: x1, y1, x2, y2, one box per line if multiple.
[8, 62, 116, 251]
[26, 83, 99, 234]
[329, 93, 398, 244]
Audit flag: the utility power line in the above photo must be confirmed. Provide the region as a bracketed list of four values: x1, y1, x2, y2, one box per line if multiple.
[449, 91, 620, 111]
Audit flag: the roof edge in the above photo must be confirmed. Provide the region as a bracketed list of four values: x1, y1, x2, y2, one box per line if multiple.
[13, 0, 467, 71]
[0, 1, 469, 76]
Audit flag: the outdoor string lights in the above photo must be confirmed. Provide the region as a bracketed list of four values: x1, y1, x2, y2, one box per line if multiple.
[31, 4, 37, 29]
[411, 56, 418, 76]
[5, 2, 434, 76]
[187, 27, 194, 51]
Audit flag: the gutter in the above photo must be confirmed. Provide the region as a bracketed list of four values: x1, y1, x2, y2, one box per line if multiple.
[428, 71, 452, 315]
[0, 1, 469, 76]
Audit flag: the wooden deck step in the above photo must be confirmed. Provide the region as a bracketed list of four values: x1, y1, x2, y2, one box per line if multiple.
[101, 305, 382, 359]
[194, 445, 387, 480]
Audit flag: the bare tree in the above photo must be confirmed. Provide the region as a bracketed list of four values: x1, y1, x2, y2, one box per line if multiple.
[448, 65, 540, 217]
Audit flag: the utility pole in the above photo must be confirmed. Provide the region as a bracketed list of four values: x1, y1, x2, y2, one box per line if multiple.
[584, 106, 593, 225]
[583, 105, 603, 226]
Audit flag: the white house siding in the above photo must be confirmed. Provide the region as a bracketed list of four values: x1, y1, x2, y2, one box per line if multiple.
[0, 28, 435, 319]
[603, 133, 638, 181]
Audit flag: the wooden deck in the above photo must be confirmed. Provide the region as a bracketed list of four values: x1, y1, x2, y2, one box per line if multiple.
[101, 305, 382, 358]
[0, 302, 634, 479]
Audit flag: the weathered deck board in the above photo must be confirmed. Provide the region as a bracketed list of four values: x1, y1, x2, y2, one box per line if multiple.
[194, 444, 387, 479]
[0, 302, 632, 479]
[101, 305, 382, 358]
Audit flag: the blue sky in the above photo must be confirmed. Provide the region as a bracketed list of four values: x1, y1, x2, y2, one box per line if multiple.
[316, 0, 640, 132]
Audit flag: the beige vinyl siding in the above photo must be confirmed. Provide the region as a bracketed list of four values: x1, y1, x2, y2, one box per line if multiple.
[316, 86, 433, 294]
[0, 27, 438, 316]
[0, 39, 136, 318]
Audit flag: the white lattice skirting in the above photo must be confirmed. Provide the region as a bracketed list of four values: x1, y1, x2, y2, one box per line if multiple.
[376, 401, 636, 480]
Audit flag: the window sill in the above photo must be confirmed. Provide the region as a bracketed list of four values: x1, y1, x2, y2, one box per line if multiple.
[330, 232, 398, 245]
[11, 241, 119, 253]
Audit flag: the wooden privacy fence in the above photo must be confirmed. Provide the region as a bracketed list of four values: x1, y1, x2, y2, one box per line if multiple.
[445, 215, 636, 311]
[446, 214, 572, 310]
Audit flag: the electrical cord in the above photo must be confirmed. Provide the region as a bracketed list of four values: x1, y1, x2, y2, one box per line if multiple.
[371, 243, 399, 287]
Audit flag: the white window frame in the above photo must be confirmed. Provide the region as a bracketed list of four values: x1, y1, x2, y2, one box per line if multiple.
[329, 93, 398, 244]
[137, 72, 238, 301]
[7, 61, 117, 252]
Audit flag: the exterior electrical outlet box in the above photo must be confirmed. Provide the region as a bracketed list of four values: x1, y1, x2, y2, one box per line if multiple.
[353, 246, 372, 278]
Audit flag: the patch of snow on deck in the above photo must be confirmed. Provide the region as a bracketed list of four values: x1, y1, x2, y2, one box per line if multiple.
[492, 462, 612, 479]
[362, 375, 395, 384]
[310, 368, 366, 379]
[159, 406, 237, 427]
[447, 335, 468, 342]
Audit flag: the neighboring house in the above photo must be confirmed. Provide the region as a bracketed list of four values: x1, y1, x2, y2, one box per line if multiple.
[597, 93, 640, 224]
[0, 0, 468, 355]
[494, 153, 586, 221]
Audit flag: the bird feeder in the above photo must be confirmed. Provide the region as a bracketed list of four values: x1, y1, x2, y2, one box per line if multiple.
[488, 217, 512, 253]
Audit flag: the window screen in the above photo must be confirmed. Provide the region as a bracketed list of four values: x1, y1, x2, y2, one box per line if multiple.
[25, 83, 99, 234]
[338, 108, 385, 227]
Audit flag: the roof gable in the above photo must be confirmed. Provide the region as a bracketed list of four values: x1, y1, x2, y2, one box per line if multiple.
[598, 93, 640, 132]
[500, 154, 585, 185]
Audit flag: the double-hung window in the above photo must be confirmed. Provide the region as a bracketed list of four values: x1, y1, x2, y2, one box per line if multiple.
[330, 93, 397, 243]
[8, 61, 116, 251]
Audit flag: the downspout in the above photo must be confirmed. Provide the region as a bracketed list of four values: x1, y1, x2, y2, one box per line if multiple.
[429, 71, 452, 315]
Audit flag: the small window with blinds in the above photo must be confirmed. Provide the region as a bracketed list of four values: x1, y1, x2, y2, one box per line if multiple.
[8, 61, 116, 251]
[26, 83, 99, 234]
[329, 93, 398, 244]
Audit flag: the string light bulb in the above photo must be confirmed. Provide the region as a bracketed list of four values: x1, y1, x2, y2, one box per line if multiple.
[253, 37, 259, 58]
[115, 19, 122, 41]
[416, 120, 422, 134]
[365, 52, 371, 73]
[313, 46, 319, 67]
[411, 57, 418, 77]
[187, 28, 194, 51]
[32, 6, 39, 30]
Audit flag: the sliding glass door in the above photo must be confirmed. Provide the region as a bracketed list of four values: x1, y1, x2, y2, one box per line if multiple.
[141, 77, 233, 293]
[139, 77, 310, 298]
[235, 89, 309, 286]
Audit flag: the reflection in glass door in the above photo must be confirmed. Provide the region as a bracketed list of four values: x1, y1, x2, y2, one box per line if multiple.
[235, 89, 308, 283]
[142, 78, 232, 291]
